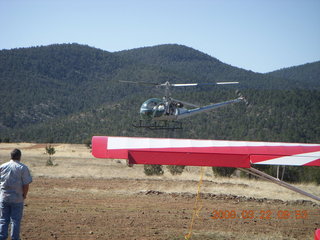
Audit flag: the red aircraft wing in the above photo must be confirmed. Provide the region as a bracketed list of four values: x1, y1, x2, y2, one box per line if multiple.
[92, 136, 320, 167]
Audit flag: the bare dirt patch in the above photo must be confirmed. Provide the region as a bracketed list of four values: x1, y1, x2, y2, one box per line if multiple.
[22, 177, 319, 240]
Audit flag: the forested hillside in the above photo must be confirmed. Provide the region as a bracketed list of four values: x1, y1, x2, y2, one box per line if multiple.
[267, 61, 320, 89]
[0, 43, 319, 145]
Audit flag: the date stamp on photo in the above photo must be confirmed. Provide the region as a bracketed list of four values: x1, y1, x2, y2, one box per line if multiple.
[210, 209, 309, 220]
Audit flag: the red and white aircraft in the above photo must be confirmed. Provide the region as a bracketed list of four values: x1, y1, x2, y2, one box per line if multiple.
[92, 136, 320, 201]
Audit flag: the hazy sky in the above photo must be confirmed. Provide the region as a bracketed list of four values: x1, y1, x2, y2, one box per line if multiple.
[1, 0, 319, 73]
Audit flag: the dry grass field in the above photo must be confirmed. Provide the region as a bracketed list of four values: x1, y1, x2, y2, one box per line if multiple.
[0, 143, 319, 240]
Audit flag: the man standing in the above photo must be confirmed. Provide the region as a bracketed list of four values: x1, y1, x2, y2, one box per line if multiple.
[0, 149, 32, 240]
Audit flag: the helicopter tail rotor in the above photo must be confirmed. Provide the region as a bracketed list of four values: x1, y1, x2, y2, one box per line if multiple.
[235, 90, 249, 106]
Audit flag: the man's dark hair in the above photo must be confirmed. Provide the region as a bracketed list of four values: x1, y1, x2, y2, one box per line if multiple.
[11, 149, 21, 160]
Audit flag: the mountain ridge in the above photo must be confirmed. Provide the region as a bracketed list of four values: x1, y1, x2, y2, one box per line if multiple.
[0, 43, 319, 143]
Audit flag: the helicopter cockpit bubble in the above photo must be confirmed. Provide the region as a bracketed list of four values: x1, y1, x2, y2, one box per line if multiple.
[139, 98, 165, 120]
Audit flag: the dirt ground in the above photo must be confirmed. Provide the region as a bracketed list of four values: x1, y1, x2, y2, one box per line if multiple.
[0, 143, 319, 240]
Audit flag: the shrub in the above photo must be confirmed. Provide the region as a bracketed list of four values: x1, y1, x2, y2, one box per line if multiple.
[84, 139, 92, 149]
[144, 164, 164, 176]
[297, 166, 320, 185]
[212, 167, 236, 177]
[45, 145, 56, 166]
[167, 165, 185, 175]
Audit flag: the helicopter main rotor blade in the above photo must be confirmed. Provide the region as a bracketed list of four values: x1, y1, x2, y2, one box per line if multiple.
[170, 83, 199, 87]
[170, 82, 239, 87]
[119, 80, 159, 86]
[216, 82, 239, 85]
[121, 80, 239, 87]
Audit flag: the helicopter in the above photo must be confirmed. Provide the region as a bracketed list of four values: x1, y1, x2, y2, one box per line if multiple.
[120, 80, 247, 130]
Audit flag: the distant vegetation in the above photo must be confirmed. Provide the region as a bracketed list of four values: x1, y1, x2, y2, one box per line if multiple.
[45, 144, 56, 166]
[144, 164, 164, 176]
[0, 43, 319, 183]
[167, 165, 185, 175]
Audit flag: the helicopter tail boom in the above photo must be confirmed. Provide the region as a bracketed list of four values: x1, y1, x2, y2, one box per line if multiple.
[176, 97, 243, 120]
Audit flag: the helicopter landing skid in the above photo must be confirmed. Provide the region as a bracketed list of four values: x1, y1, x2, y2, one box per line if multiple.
[132, 120, 183, 130]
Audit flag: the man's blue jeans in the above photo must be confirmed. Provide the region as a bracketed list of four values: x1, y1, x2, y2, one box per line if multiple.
[0, 201, 24, 240]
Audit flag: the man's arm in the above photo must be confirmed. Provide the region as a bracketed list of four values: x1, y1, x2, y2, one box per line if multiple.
[22, 184, 29, 199]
